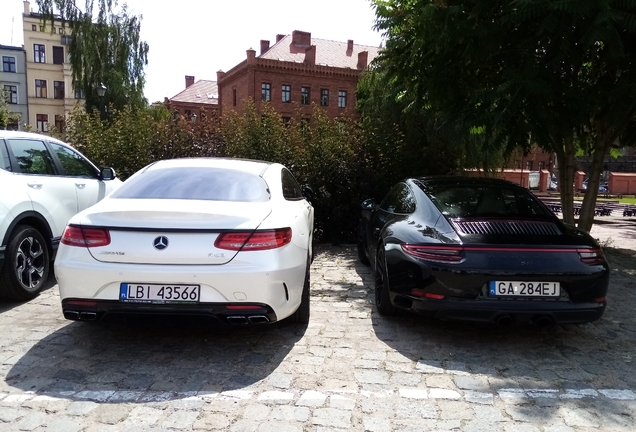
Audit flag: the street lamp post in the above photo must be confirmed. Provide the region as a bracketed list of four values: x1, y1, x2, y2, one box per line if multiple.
[96, 83, 107, 118]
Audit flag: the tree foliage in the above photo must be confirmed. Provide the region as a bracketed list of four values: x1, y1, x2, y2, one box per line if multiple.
[1, 91, 20, 130]
[372, 0, 636, 231]
[36, 0, 149, 116]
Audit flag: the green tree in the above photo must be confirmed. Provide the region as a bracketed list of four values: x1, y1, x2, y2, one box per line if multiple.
[1, 90, 20, 130]
[36, 0, 149, 117]
[372, 0, 636, 231]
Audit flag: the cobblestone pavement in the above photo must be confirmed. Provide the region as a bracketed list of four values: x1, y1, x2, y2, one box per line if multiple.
[1, 241, 636, 431]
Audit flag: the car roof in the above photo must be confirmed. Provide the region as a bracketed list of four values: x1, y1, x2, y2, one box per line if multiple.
[414, 175, 523, 188]
[0, 130, 73, 148]
[147, 158, 275, 176]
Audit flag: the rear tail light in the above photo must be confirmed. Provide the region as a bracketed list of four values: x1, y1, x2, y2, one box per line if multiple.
[61, 226, 111, 247]
[402, 245, 464, 263]
[215, 228, 292, 251]
[577, 248, 606, 266]
[411, 290, 445, 300]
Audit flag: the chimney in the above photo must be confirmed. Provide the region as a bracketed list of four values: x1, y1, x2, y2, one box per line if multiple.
[246, 48, 256, 65]
[23, 1, 30, 14]
[347, 40, 354, 52]
[185, 75, 195, 88]
[304, 45, 316, 66]
[260, 40, 270, 55]
[216, 70, 226, 82]
[357, 51, 369, 70]
[276, 34, 285, 43]
[292, 30, 311, 47]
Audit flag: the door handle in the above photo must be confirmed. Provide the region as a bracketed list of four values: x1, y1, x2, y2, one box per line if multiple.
[75, 183, 86, 189]
[27, 183, 42, 190]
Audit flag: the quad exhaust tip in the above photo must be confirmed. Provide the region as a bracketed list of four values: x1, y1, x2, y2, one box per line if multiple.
[63, 310, 98, 321]
[227, 315, 270, 325]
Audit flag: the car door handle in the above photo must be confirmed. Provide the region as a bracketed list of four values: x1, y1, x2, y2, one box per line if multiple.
[75, 183, 86, 189]
[27, 183, 42, 190]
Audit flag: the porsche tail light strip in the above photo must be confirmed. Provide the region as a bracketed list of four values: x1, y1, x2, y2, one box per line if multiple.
[61, 226, 111, 248]
[401, 245, 464, 263]
[215, 228, 292, 251]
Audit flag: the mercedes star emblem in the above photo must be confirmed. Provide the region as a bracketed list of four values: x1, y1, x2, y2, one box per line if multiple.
[153, 236, 169, 250]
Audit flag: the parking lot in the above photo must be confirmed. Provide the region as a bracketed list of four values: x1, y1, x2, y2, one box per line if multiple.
[1, 236, 635, 431]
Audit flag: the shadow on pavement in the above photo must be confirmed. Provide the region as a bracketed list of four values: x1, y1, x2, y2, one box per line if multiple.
[5, 315, 306, 402]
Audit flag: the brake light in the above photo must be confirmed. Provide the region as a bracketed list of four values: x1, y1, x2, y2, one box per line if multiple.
[61, 226, 111, 247]
[411, 290, 445, 300]
[402, 245, 464, 263]
[577, 249, 606, 266]
[215, 228, 292, 251]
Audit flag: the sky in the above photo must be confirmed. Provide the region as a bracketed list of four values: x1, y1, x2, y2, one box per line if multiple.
[0, 0, 384, 103]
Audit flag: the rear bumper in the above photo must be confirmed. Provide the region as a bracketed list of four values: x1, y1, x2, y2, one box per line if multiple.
[392, 294, 606, 325]
[61, 298, 278, 324]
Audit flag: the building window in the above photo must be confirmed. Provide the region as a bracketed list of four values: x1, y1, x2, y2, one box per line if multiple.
[54, 81, 65, 99]
[59, 27, 64, 34]
[526, 161, 533, 171]
[232, 88, 237, 106]
[3, 85, 17, 104]
[338, 90, 347, 108]
[301, 87, 310, 105]
[32, 24, 37, 31]
[36, 114, 49, 132]
[282, 116, 291, 126]
[261, 83, 271, 101]
[74, 83, 85, 99]
[55, 115, 65, 132]
[61, 35, 73, 45]
[538, 161, 545, 170]
[2, 56, 16, 72]
[35, 79, 47, 98]
[320, 89, 329, 106]
[53, 46, 64, 64]
[34, 44, 45, 63]
[282, 85, 291, 103]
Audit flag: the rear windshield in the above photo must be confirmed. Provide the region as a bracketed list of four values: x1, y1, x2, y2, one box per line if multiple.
[111, 167, 270, 202]
[420, 183, 550, 218]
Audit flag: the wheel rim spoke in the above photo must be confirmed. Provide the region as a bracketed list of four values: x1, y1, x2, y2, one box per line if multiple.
[15, 236, 44, 290]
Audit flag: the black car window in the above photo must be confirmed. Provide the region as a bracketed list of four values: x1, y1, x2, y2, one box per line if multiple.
[281, 168, 304, 200]
[7, 139, 56, 175]
[424, 183, 549, 218]
[111, 167, 271, 202]
[50, 143, 98, 179]
[380, 183, 416, 214]
[0, 140, 11, 171]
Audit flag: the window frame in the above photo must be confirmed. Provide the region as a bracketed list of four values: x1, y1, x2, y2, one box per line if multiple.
[35, 79, 47, 98]
[320, 88, 329, 106]
[34, 44, 46, 63]
[2, 56, 16, 73]
[52, 46, 64, 65]
[261, 82, 271, 102]
[3, 85, 18, 104]
[301, 86, 310, 105]
[54, 81, 65, 99]
[281, 84, 291, 103]
[36, 114, 49, 132]
[338, 90, 347, 108]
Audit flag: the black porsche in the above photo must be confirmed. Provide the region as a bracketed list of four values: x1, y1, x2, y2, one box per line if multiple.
[357, 176, 609, 326]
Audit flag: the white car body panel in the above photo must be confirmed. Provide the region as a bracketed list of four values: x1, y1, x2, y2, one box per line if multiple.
[54, 158, 314, 322]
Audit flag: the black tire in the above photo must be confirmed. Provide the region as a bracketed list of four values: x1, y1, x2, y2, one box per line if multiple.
[291, 260, 311, 323]
[0, 225, 50, 300]
[375, 247, 401, 316]
[357, 222, 369, 265]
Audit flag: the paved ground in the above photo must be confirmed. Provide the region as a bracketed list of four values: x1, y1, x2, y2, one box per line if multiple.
[1, 217, 635, 431]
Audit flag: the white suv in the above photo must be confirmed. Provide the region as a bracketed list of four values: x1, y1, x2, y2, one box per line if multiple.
[0, 131, 122, 300]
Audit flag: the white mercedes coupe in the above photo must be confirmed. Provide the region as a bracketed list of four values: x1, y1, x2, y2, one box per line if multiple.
[54, 158, 314, 324]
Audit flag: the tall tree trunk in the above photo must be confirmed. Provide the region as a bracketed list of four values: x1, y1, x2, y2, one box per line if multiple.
[578, 125, 613, 232]
[557, 137, 577, 226]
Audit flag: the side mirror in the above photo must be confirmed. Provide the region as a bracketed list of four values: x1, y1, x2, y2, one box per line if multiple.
[303, 184, 314, 201]
[100, 167, 117, 181]
[361, 198, 375, 210]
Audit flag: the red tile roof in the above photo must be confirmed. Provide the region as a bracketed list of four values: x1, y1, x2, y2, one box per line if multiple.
[260, 34, 380, 69]
[170, 80, 218, 104]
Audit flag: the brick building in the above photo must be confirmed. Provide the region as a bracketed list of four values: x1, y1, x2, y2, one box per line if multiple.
[216, 30, 380, 120]
[165, 75, 218, 122]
